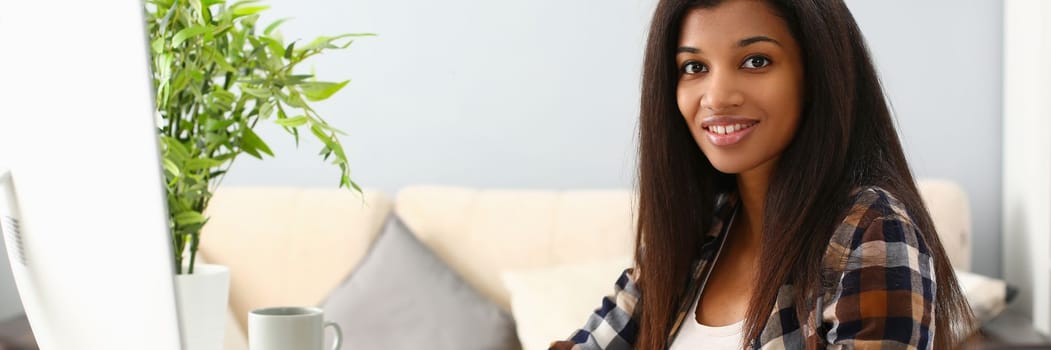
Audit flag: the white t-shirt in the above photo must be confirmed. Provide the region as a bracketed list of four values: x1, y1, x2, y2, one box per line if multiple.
[668, 291, 745, 350]
[670, 205, 745, 349]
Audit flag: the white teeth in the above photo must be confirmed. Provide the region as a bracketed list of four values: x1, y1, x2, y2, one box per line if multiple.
[709, 123, 755, 135]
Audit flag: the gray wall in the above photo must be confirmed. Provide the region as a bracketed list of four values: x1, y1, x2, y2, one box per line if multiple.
[226, 0, 653, 191]
[845, 1, 1003, 278]
[222, 0, 1003, 277]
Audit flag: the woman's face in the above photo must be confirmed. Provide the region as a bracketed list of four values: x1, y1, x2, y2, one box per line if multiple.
[675, 0, 805, 176]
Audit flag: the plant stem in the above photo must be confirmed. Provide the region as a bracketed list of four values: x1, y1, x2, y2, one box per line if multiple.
[173, 233, 183, 274]
[188, 234, 198, 274]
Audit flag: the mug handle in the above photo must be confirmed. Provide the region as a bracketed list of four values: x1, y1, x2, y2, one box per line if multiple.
[325, 321, 343, 350]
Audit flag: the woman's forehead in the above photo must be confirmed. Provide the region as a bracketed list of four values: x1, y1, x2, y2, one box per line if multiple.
[678, 0, 793, 49]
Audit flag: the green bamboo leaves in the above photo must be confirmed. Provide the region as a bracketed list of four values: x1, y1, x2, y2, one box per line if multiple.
[145, 0, 372, 274]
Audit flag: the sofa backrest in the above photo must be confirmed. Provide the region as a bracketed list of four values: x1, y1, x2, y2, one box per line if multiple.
[393, 180, 974, 312]
[200, 179, 972, 331]
[393, 186, 637, 312]
[199, 188, 392, 329]
[917, 178, 973, 272]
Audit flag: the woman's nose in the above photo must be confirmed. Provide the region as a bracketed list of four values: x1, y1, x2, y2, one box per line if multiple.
[700, 70, 744, 112]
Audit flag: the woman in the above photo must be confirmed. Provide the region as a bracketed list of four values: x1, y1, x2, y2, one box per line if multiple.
[549, 0, 974, 349]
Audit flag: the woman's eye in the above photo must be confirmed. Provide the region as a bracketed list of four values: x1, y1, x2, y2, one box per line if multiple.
[741, 56, 771, 69]
[682, 61, 707, 74]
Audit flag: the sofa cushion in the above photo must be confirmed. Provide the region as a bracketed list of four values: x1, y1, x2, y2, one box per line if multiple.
[955, 269, 1009, 323]
[321, 214, 520, 350]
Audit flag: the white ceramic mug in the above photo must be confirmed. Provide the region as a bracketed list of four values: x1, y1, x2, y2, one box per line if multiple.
[249, 306, 342, 350]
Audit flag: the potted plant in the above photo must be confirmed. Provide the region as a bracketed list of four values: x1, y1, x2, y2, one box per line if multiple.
[144, 0, 368, 348]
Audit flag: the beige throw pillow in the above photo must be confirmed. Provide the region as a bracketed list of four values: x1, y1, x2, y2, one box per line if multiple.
[955, 269, 1008, 323]
[500, 256, 633, 350]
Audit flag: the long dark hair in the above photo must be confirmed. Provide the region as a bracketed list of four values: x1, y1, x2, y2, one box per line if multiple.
[634, 0, 975, 348]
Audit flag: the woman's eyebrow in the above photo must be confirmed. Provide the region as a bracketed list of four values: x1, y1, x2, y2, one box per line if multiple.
[738, 35, 781, 47]
[676, 35, 782, 55]
[677, 47, 701, 54]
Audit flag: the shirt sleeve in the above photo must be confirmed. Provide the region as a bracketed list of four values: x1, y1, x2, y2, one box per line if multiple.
[821, 215, 936, 349]
[548, 267, 642, 350]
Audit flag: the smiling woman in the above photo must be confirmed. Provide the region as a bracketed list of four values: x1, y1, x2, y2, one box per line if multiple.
[674, 1, 804, 177]
[548, 0, 976, 349]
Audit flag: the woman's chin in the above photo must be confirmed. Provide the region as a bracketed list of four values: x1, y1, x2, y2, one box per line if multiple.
[706, 157, 757, 175]
[706, 152, 780, 178]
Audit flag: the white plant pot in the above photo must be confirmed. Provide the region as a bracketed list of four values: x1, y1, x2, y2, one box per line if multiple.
[175, 263, 230, 350]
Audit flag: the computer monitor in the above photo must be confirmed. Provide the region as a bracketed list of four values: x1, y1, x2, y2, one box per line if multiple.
[0, 0, 184, 349]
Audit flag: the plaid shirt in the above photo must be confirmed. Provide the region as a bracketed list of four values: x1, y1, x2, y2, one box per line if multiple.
[550, 187, 936, 349]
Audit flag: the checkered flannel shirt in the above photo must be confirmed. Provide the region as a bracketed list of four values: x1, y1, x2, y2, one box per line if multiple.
[549, 186, 937, 349]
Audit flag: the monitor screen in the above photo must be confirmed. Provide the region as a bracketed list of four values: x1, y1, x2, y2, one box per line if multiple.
[0, 1, 184, 349]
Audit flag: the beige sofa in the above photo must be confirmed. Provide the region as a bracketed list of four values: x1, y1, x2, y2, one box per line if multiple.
[201, 179, 974, 350]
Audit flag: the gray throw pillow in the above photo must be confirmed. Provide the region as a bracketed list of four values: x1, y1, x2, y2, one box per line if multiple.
[321, 214, 521, 350]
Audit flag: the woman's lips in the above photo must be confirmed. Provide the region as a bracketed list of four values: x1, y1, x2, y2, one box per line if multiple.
[701, 119, 759, 146]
